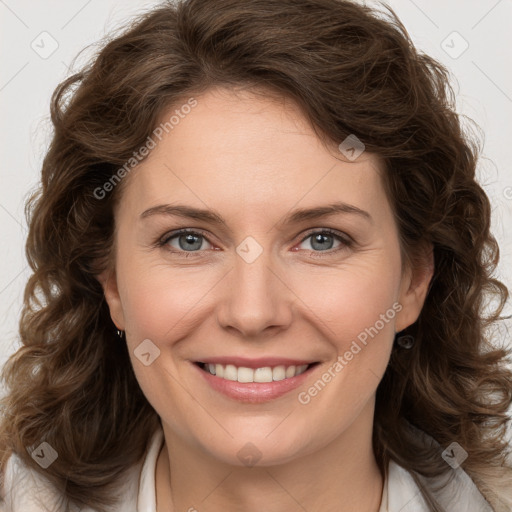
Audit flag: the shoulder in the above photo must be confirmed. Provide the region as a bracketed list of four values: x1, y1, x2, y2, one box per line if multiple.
[1, 450, 142, 512]
[384, 424, 497, 512]
[1, 450, 76, 512]
[386, 459, 496, 512]
[387, 452, 493, 512]
[0, 426, 163, 512]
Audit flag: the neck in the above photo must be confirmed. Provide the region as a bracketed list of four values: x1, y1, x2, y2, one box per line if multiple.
[156, 401, 384, 512]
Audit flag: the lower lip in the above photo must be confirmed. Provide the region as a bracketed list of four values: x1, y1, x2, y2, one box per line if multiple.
[193, 363, 319, 403]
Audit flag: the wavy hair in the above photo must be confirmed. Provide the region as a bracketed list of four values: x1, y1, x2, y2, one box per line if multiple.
[1, 0, 511, 510]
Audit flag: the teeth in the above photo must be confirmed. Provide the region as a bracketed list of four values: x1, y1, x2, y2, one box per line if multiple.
[273, 365, 286, 381]
[202, 363, 310, 382]
[285, 365, 296, 378]
[254, 367, 273, 382]
[238, 366, 254, 383]
[224, 364, 238, 381]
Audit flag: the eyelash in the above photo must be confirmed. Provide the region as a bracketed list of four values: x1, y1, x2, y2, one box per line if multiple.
[155, 228, 354, 259]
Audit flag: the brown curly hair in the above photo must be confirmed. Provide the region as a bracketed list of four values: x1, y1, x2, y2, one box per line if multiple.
[1, 0, 511, 510]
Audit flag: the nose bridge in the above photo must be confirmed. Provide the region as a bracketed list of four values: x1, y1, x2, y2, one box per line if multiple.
[217, 236, 293, 336]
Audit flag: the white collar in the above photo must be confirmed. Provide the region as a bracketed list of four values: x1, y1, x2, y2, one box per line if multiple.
[135, 426, 493, 512]
[2, 425, 494, 512]
[136, 426, 164, 511]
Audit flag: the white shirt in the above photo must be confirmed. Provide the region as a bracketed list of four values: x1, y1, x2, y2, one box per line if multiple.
[1, 426, 495, 511]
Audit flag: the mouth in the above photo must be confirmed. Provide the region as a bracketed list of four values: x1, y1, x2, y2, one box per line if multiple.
[193, 360, 321, 403]
[194, 361, 319, 383]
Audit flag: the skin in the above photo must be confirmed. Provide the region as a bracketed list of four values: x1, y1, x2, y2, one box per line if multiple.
[99, 85, 433, 512]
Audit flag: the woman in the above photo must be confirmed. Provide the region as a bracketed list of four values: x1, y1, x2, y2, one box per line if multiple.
[1, 0, 511, 511]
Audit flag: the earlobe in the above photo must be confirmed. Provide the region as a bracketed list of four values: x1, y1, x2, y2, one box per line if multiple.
[97, 267, 126, 331]
[395, 244, 434, 333]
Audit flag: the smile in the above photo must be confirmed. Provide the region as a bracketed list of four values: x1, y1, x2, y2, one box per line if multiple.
[197, 362, 312, 382]
[193, 360, 321, 403]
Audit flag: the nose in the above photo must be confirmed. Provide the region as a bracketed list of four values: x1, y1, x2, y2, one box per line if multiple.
[216, 245, 294, 339]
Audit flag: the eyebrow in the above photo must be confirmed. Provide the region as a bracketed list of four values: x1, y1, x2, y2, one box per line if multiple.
[140, 201, 373, 226]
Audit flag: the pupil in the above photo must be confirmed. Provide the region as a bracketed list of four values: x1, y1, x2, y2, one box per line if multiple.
[180, 234, 202, 251]
[312, 233, 333, 251]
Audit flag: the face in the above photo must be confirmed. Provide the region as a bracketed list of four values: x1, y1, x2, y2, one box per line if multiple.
[100, 86, 432, 467]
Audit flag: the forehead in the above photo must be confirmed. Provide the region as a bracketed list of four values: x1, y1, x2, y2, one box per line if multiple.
[118, 86, 386, 222]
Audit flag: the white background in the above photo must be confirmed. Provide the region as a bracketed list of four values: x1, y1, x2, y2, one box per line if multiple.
[1, 0, 511, 443]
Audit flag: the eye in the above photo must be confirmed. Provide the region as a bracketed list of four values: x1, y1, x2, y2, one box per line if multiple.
[159, 229, 213, 254]
[156, 228, 353, 258]
[296, 229, 352, 255]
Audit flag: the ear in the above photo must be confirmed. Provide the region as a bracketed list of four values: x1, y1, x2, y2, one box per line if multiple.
[395, 243, 434, 333]
[97, 267, 126, 331]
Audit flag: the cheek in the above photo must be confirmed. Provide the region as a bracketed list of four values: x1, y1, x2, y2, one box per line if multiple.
[291, 255, 401, 346]
[291, 268, 399, 419]
[287, 258, 401, 411]
[117, 256, 224, 344]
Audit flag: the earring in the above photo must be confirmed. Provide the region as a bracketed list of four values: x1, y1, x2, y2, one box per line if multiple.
[116, 329, 124, 339]
[396, 334, 415, 349]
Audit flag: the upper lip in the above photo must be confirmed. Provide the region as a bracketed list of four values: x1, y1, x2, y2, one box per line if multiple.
[195, 356, 318, 369]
